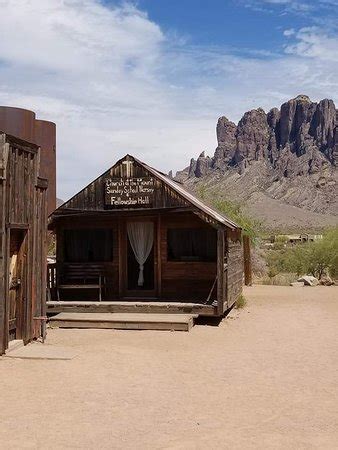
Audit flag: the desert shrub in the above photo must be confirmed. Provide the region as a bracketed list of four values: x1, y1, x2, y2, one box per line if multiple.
[273, 235, 289, 250]
[213, 198, 260, 243]
[304, 229, 338, 279]
[236, 294, 247, 309]
[251, 246, 268, 277]
[47, 234, 56, 256]
[259, 273, 297, 286]
[197, 186, 261, 243]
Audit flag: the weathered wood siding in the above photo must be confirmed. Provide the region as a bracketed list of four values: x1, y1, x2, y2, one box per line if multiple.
[0, 135, 7, 352]
[55, 211, 217, 303]
[50, 154, 243, 314]
[55, 216, 119, 300]
[60, 157, 188, 212]
[0, 134, 47, 354]
[226, 229, 243, 309]
[160, 212, 217, 302]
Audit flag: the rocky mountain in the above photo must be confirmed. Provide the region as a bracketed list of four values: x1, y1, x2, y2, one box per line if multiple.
[177, 95, 338, 231]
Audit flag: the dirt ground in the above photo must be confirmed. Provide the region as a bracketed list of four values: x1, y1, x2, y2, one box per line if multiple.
[1, 286, 338, 449]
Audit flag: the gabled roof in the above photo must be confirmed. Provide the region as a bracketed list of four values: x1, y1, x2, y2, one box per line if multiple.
[131, 156, 239, 230]
[52, 154, 240, 230]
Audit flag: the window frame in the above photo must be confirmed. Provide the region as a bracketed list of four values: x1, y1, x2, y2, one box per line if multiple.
[63, 228, 114, 263]
[166, 227, 217, 263]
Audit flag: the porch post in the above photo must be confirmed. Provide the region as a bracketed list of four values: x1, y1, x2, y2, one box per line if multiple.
[216, 228, 225, 316]
[243, 235, 252, 286]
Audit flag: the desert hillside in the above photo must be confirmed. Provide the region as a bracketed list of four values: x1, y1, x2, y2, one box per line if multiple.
[176, 95, 338, 231]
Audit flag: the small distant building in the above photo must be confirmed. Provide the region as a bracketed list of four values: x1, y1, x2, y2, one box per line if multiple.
[48, 155, 244, 318]
[270, 234, 323, 245]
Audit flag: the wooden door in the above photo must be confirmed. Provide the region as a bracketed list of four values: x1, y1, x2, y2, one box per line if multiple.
[8, 229, 26, 341]
[123, 218, 157, 299]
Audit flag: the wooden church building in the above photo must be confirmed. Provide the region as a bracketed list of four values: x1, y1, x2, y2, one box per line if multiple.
[48, 155, 243, 318]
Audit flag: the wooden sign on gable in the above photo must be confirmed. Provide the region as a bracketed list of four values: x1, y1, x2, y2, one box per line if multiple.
[105, 177, 155, 208]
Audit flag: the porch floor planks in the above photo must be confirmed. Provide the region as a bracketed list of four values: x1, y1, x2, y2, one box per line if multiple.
[49, 312, 197, 332]
[47, 301, 216, 316]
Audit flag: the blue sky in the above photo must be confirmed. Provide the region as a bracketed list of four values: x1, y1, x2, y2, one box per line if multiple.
[132, 0, 336, 54]
[0, 0, 337, 198]
[136, 0, 305, 51]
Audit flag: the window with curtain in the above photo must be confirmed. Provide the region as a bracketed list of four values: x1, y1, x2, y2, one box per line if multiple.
[64, 229, 114, 262]
[167, 228, 217, 262]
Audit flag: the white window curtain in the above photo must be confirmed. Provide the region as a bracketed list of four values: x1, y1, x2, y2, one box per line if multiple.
[127, 222, 154, 286]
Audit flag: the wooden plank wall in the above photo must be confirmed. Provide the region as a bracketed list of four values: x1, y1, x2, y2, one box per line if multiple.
[55, 217, 119, 300]
[33, 180, 48, 338]
[59, 158, 189, 212]
[226, 229, 243, 309]
[55, 211, 218, 304]
[0, 134, 47, 354]
[0, 134, 8, 354]
[160, 212, 217, 302]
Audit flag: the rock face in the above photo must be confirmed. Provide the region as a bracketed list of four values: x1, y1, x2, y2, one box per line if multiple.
[187, 95, 337, 180]
[214, 117, 237, 169]
[177, 96, 338, 226]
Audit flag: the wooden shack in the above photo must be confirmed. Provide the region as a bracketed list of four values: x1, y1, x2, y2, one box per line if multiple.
[48, 155, 243, 318]
[0, 133, 48, 355]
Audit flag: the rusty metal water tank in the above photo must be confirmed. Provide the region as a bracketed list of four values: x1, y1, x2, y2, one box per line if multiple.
[0, 106, 57, 214]
[0, 106, 36, 142]
[35, 119, 56, 213]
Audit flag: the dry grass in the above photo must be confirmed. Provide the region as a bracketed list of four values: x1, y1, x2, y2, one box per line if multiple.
[236, 293, 247, 308]
[256, 272, 297, 286]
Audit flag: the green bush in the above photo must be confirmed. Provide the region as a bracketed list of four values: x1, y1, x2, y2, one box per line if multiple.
[265, 227, 338, 280]
[273, 235, 289, 250]
[236, 294, 247, 309]
[197, 186, 261, 243]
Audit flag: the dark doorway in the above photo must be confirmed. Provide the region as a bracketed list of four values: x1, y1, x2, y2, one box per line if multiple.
[8, 229, 26, 341]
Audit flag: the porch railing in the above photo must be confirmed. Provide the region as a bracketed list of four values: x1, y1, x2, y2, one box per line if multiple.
[47, 262, 57, 300]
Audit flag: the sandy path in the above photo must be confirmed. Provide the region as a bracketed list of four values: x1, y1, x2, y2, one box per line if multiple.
[1, 286, 337, 449]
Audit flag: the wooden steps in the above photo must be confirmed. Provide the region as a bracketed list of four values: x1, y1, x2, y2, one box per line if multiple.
[47, 301, 216, 316]
[49, 312, 198, 332]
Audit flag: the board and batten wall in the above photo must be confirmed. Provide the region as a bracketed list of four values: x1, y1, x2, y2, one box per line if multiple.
[226, 229, 243, 310]
[160, 212, 217, 302]
[0, 133, 48, 355]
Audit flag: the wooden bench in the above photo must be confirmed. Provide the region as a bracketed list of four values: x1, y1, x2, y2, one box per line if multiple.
[57, 263, 106, 301]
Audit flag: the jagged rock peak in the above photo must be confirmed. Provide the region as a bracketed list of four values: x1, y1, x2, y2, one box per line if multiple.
[185, 95, 337, 179]
[294, 94, 311, 102]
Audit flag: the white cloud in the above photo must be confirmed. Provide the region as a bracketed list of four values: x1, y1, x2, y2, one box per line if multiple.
[243, 0, 314, 13]
[0, 0, 337, 199]
[285, 27, 338, 62]
[284, 28, 295, 36]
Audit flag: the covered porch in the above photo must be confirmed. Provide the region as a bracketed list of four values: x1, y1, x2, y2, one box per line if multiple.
[48, 209, 220, 313]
